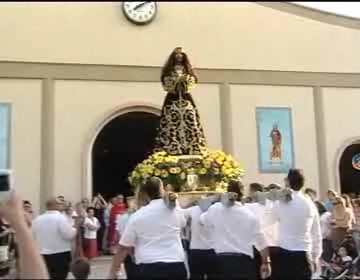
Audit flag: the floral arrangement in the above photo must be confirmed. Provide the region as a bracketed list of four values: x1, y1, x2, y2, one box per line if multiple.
[128, 150, 244, 192]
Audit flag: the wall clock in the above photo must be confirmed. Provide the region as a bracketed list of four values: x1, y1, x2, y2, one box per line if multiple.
[122, 2, 157, 25]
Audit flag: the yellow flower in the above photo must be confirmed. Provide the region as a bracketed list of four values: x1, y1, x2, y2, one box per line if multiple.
[161, 170, 169, 178]
[215, 157, 223, 165]
[175, 167, 181, 174]
[199, 168, 207, 175]
[154, 169, 161, 176]
[204, 161, 212, 169]
[169, 167, 177, 174]
[213, 168, 220, 175]
[221, 166, 231, 175]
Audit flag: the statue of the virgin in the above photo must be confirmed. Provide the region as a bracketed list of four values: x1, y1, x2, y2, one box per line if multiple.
[154, 47, 207, 155]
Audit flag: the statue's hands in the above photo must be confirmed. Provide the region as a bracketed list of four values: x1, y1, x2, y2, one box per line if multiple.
[175, 74, 186, 82]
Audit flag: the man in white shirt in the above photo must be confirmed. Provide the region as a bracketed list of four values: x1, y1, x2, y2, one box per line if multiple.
[270, 169, 322, 280]
[115, 201, 138, 280]
[183, 200, 217, 280]
[200, 180, 271, 279]
[32, 197, 77, 280]
[245, 182, 278, 280]
[108, 177, 187, 279]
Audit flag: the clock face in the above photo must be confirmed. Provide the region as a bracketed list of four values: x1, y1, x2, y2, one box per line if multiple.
[122, 2, 157, 25]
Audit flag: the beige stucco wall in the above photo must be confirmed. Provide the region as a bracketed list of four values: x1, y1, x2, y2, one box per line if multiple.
[229, 85, 320, 193]
[0, 79, 42, 210]
[321, 88, 360, 192]
[53, 80, 221, 201]
[0, 2, 360, 72]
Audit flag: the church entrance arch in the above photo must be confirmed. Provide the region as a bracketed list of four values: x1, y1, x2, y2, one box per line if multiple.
[91, 109, 159, 200]
[339, 141, 360, 194]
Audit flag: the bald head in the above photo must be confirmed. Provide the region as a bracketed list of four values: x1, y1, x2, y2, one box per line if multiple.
[45, 197, 61, 211]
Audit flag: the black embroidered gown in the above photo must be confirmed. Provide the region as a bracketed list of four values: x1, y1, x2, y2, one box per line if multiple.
[154, 66, 207, 155]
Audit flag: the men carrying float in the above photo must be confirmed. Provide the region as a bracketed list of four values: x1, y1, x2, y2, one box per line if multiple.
[244, 183, 278, 280]
[269, 169, 322, 280]
[200, 180, 271, 280]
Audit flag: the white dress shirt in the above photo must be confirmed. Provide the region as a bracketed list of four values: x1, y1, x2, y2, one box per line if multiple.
[320, 212, 332, 239]
[83, 217, 100, 239]
[32, 210, 77, 255]
[244, 200, 278, 247]
[183, 206, 213, 250]
[116, 212, 131, 235]
[200, 202, 267, 258]
[271, 191, 322, 260]
[120, 199, 186, 264]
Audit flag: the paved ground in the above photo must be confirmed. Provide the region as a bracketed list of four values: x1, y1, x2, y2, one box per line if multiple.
[68, 256, 126, 279]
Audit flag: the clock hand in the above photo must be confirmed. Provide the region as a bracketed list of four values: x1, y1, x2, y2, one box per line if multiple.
[134, 1, 150, 11]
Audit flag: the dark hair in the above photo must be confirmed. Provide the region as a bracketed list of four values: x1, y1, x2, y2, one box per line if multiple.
[286, 169, 305, 191]
[71, 259, 90, 279]
[86, 207, 95, 213]
[161, 48, 198, 83]
[227, 180, 244, 201]
[266, 183, 281, 191]
[57, 195, 65, 202]
[314, 201, 327, 216]
[249, 182, 265, 193]
[327, 189, 337, 197]
[304, 188, 317, 196]
[23, 200, 32, 206]
[141, 177, 163, 200]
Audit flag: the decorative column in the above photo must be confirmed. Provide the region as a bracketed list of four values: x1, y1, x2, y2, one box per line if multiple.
[219, 82, 234, 155]
[40, 78, 56, 210]
[313, 86, 331, 199]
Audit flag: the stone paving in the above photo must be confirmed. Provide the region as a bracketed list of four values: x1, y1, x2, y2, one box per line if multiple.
[68, 256, 126, 279]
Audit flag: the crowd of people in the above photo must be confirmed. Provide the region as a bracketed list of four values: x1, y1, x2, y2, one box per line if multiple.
[1, 169, 360, 279]
[0, 192, 131, 279]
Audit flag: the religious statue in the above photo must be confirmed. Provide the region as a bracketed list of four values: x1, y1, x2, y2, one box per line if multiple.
[154, 47, 207, 155]
[270, 124, 282, 160]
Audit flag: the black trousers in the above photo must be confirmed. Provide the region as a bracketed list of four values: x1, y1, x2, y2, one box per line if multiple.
[322, 238, 333, 262]
[271, 247, 312, 280]
[97, 224, 105, 252]
[188, 249, 217, 280]
[42, 251, 72, 280]
[217, 253, 256, 280]
[124, 255, 138, 280]
[253, 246, 262, 279]
[137, 262, 187, 280]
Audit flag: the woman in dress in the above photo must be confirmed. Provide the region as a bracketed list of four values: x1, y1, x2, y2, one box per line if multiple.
[83, 207, 100, 260]
[154, 47, 207, 156]
[329, 196, 353, 249]
[107, 195, 127, 254]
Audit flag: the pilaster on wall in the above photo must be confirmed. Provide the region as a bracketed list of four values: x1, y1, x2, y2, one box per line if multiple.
[40, 78, 55, 210]
[313, 86, 331, 199]
[219, 82, 234, 155]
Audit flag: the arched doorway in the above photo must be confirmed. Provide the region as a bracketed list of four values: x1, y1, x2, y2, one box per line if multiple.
[339, 143, 360, 194]
[92, 111, 159, 199]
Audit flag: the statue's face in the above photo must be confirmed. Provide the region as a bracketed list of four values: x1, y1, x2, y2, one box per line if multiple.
[174, 49, 184, 63]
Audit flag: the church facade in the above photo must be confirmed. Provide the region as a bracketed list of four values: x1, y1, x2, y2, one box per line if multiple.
[1, 2, 360, 211]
